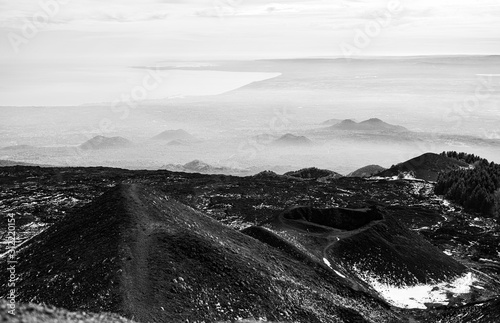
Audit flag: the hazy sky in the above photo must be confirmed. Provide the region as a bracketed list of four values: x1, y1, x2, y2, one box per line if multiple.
[1, 0, 499, 62]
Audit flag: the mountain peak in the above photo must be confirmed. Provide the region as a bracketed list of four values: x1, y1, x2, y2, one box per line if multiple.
[79, 136, 132, 150]
[273, 133, 312, 146]
[183, 159, 210, 169]
[348, 165, 386, 178]
[284, 167, 342, 180]
[330, 118, 407, 132]
[362, 118, 384, 123]
[152, 129, 196, 141]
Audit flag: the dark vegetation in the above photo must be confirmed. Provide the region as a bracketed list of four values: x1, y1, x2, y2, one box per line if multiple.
[435, 151, 500, 218]
[440, 151, 484, 165]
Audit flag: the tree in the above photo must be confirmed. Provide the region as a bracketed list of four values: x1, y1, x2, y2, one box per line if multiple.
[434, 153, 500, 217]
[493, 189, 500, 219]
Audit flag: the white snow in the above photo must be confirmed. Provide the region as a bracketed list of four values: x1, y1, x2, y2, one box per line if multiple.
[334, 269, 346, 278]
[323, 257, 347, 278]
[356, 271, 477, 309]
[432, 195, 458, 212]
[369, 173, 423, 182]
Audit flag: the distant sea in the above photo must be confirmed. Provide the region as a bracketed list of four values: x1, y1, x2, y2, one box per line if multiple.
[0, 61, 280, 106]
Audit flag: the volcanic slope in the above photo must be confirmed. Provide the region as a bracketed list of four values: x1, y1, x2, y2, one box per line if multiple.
[247, 206, 467, 307]
[347, 165, 386, 178]
[284, 167, 342, 180]
[377, 152, 469, 181]
[1, 184, 409, 323]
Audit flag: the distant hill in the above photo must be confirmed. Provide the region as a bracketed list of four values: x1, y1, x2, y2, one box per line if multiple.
[330, 118, 408, 132]
[377, 152, 469, 181]
[0, 160, 47, 167]
[333, 119, 357, 129]
[273, 133, 312, 146]
[162, 159, 249, 175]
[152, 129, 196, 142]
[184, 160, 220, 173]
[79, 136, 133, 150]
[284, 167, 342, 180]
[348, 165, 386, 178]
[251, 170, 282, 179]
[320, 118, 343, 125]
[1, 144, 35, 151]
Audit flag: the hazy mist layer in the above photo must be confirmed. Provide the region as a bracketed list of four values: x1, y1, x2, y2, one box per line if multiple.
[1, 57, 499, 174]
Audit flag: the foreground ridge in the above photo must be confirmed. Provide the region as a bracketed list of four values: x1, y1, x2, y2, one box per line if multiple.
[1, 184, 405, 323]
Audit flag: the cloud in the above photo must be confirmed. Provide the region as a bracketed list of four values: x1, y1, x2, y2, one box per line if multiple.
[0, 0, 499, 60]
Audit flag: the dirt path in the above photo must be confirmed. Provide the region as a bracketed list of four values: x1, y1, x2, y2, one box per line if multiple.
[121, 184, 158, 322]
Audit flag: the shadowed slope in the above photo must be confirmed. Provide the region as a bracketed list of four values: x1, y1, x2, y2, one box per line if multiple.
[329, 212, 466, 285]
[0, 184, 407, 323]
[377, 153, 469, 181]
[281, 206, 383, 232]
[348, 165, 386, 178]
[284, 167, 342, 180]
[250, 205, 467, 307]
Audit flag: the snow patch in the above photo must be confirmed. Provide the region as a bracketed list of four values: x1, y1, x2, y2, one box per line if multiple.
[323, 257, 347, 278]
[355, 270, 477, 309]
[323, 258, 346, 278]
[334, 269, 346, 279]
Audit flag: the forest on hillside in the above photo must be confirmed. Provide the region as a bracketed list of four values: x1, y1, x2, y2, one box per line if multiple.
[435, 152, 500, 218]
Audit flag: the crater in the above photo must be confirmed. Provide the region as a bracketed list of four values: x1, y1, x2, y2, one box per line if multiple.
[279, 205, 384, 233]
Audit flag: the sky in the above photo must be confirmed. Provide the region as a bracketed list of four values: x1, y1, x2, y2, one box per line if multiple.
[1, 0, 500, 62]
[1, 0, 500, 106]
